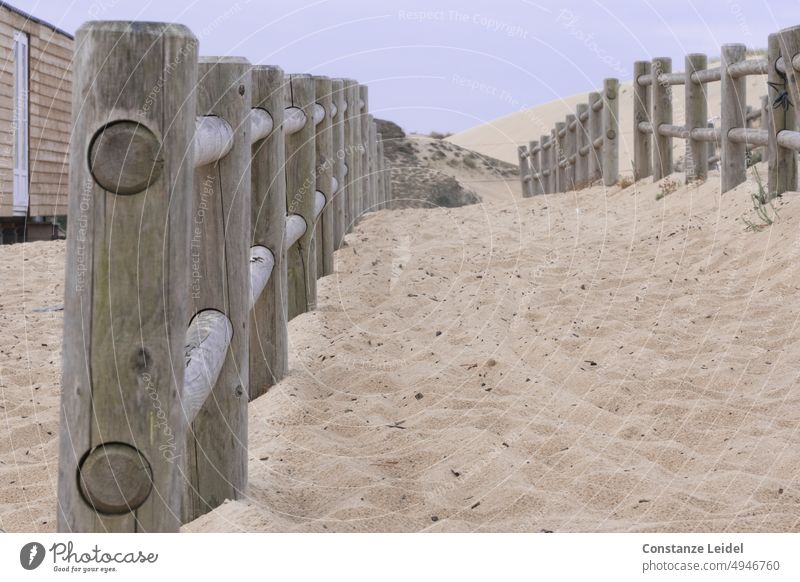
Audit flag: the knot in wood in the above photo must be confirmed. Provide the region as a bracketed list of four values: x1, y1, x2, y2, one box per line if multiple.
[89, 121, 163, 195]
[79, 442, 153, 514]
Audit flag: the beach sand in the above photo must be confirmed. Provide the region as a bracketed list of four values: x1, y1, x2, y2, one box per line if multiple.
[3, 159, 799, 533]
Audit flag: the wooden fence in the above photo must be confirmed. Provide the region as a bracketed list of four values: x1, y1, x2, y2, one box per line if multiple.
[518, 78, 619, 195]
[57, 20, 392, 533]
[518, 24, 800, 198]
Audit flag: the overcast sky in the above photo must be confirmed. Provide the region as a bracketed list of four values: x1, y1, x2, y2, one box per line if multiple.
[9, 0, 795, 134]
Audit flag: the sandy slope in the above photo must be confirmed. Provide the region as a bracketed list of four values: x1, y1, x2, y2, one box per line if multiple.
[447, 73, 769, 174]
[2, 162, 800, 533]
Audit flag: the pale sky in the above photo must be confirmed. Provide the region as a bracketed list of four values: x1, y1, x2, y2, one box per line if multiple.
[8, 0, 796, 134]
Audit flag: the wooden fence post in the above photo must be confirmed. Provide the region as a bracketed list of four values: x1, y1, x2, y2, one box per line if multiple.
[518, 145, 531, 197]
[285, 74, 317, 318]
[331, 79, 347, 246]
[575, 103, 588, 187]
[685, 53, 708, 182]
[249, 65, 288, 399]
[344, 80, 361, 232]
[603, 78, 620, 186]
[313, 76, 335, 277]
[541, 134, 551, 193]
[720, 44, 747, 192]
[185, 56, 252, 523]
[770, 30, 798, 196]
[565, 114, 576, 190]
[58, 20, 197, 534]
[555, 122, 566, 192]
[588, 91, 602, 183]
[650, 59, 672, 180]
[359, 85, 370, 217]
[633, 61, 652, 181]
[377, 134, 385, 208]
[369, 116, 379, 210]
[529, 140, 541, 195]
[385, 149, 393, 209]
[551, 128, 560, 192]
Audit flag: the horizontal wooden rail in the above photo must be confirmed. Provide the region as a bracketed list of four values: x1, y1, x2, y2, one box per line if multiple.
[183, 310, 233, 425]
[691, 127, 721, 143]
[312, 103, 325, 125]
[728, 58, 767, 78]
[250, 108, 274, 142]
[314, 190, 326, 219]
[728, 127, 769, 147]
[658, 123, 687, 138]
[249, 245, 275, 311]
[195, 115, 234, 166]
[284, 214, 307, 250]
[775, 53, 800, 73]
[639, 58, 769, 86]
[690, 66, 722, 84]
[284, 106, 306, 135]
[776, 129, 800, 150]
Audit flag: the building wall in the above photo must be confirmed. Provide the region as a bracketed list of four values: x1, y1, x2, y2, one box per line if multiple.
[0, 3, 72, 218]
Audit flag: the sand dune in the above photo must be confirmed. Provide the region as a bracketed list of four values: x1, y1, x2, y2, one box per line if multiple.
[3, 158, 798, 533]
[447, 73, 769, 174]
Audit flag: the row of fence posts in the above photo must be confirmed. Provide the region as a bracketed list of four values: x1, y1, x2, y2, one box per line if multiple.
[633, 27, 800, 198]
[518, 25, 800, 199]
[517, 78, 619, 196]
[57, 20, 392, 532]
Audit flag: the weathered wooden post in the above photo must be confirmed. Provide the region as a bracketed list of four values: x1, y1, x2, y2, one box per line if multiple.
[313, 76, 335, 277]
[650, 59, 672, 180]
[575, 103, 589, 187]
[331, 79, 347, 246]
[603, 78, 620, 186]
[285, 74, 317, 318]
[518, 145, 531, 197]
[185, 56, 252, 523]
[555, 121, 566, 192]
[565, 114, 576, 190]
[633, 61, 652, 181]
[249, 65, 288, 399]
[540, 134, 551, 193]
[344, 80, 361, 231]
[58, 20, 197, 533]
[588, 91, 602, 182]
[385, 153, 393, 209]
[550, 128, 559, 192]
[720, 44, 747, 192]
[771, 30, 798, 196]
[377, 134, 386, 208]
[529, 140, 541, 195]
[359, 85, 370, 216]
[369, 116, 379, 210]
[685, 54, 708, 182]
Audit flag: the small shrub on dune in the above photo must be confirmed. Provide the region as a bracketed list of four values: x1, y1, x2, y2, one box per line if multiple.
[655, 177, 679, 200]
[617, 175, 634, 189]
[742, 166, 779, 231]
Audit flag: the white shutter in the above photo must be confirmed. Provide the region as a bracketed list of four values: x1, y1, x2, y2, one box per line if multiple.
[13, 31, 29, 217]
